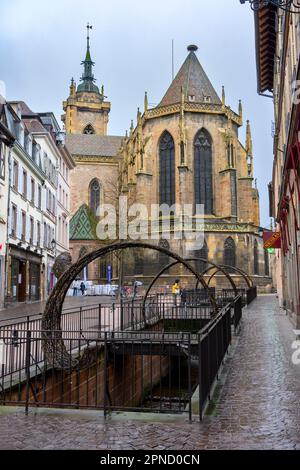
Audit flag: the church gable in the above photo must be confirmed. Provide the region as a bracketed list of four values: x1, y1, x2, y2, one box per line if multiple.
[70, 204, 98, 240]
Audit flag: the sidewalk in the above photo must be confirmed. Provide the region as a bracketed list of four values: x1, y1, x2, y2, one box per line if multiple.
[0, 295, 300, 449]
[0, 295, 113, 322]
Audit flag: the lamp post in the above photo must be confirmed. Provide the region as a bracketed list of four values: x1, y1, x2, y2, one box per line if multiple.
[240, 0, 300, 13]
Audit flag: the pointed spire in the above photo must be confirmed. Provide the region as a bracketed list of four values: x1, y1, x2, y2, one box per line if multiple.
[158, 44, 221, 107]
[144, 92, 148, 112]
[246, 120, 253, 156]
[77, 23, 100, 94]
[70, 77, 76, 97]
[130, 120, 134, 135]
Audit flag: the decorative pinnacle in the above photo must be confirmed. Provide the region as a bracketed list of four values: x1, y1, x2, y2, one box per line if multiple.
[144, 91, 148, 112]
[222, 86, 225, 106]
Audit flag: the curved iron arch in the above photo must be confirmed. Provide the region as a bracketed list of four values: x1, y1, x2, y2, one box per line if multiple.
[197, 264, 253, 289]
[41, 242, 216, 368]
[142, 257, 238, 312]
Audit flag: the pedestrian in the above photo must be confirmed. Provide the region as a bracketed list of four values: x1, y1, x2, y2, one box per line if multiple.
[180, 288, 187, 318]
[72, 280, 78, 296]
[172, 279, 180, 307]
[80, 281, 86, 296]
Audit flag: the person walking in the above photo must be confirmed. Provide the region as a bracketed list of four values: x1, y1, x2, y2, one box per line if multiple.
[80, 281, 86, 296]
[72, 280, 78, 296]
[172, 279, 180, 307]
[180, 288, 187, 318]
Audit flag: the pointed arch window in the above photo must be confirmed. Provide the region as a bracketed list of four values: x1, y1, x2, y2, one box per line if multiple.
[159, 131, 175, 207]
[83, 124, 95, 135]
[194, 240, 208, 273]
[224, 237, 236, 272]
[254, 239, 259, 275]
[194, 129, 213, 214]
[89, 179, 100, 216]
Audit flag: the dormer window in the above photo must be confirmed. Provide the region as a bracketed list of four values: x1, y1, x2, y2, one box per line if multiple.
[203, 95, 211, 103]
[188, 95, 195, 102]
[83, 124, 95, 135]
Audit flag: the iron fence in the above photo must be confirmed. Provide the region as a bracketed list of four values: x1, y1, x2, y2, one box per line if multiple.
[0, 301, 235, 420]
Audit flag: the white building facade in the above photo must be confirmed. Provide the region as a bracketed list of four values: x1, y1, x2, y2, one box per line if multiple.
[0, 96, 15, 308]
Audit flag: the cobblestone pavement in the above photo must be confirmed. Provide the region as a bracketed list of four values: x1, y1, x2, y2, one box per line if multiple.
[1, 294, 300, 450]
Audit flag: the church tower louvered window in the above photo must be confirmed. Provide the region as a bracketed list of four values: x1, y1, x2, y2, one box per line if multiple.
[194, 129, 213, 214]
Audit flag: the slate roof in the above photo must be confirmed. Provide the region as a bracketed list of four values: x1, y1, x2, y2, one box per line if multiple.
[70, 204, 98, 240]
[159, 48, 221, 107]
[23, 118, 46, 133]
[65, 134, 123, 157]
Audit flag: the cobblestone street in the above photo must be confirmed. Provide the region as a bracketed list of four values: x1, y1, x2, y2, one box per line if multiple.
[1, 294, 300, 450]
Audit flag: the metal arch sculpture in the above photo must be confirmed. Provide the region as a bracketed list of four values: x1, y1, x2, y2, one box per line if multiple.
[196, 264, 253, 289]
[142, 258, 238, 311]
[41, 242, 216, 368]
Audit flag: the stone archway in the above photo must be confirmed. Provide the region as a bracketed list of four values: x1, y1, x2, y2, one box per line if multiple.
[41, 242, 216, 368]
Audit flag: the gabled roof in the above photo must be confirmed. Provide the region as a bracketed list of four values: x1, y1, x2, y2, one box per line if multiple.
[70, 204, 98, 240]
[159, 45, 221, 107]
[65, 134, 123, 157]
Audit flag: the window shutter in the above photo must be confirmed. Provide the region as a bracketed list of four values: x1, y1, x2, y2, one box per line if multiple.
[40, 222, 44, 249]
[33, 220, 37, 245]
[7, 206, 12, 235]
[25, 214, 30, 243]
[10, 160, 14, 188]
[42, 187, 46, 211]
[18, 166, 23, 193]
[27, 174, 31, 201]
[16, 209, 22, 239]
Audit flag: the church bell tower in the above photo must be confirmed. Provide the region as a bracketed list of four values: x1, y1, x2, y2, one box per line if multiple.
[62, 24, 111, 135]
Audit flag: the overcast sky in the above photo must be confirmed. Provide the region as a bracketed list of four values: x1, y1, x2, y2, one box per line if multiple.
[0, 0, 274, 226]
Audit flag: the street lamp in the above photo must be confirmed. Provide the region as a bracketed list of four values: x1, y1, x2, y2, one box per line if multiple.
[258, 227, 264, 237]
[51, 238, 56, 252]
[240, 0, 300, 13]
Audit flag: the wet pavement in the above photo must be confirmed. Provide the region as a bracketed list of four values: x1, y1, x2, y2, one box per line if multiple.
[0, 295, 114, 322]
[0, 294, 300, 450]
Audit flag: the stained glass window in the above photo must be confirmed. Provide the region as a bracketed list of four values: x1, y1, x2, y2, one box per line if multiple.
[159, 131, 175, 207]
[194, 240, 208, 273]
[224, 237, 236, 272]
[194, 129, 213, 214]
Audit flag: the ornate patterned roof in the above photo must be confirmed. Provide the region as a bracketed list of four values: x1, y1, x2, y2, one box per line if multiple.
[159, 46, 221, 107]
[69, 204, 98, 240]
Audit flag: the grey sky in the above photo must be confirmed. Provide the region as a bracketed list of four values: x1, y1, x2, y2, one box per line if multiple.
[0, 0, 274, 226]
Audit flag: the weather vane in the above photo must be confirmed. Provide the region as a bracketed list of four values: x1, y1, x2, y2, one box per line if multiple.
[240, 0, 300, 13]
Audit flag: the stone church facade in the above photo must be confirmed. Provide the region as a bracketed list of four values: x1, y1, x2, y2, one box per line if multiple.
[63, 29, 271, 289]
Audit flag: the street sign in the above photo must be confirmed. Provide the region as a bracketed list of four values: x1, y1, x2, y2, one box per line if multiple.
[263, 230, 281, 249]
